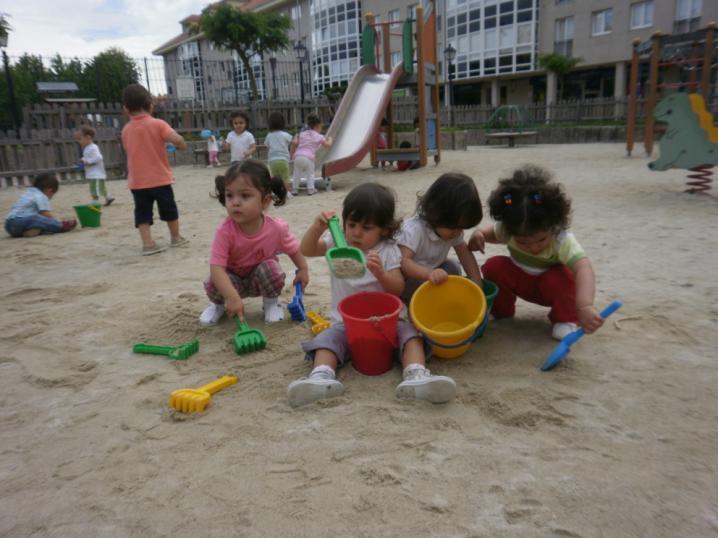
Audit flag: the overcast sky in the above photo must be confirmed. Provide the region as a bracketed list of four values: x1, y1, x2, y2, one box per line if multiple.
[4, 0, 209, 60]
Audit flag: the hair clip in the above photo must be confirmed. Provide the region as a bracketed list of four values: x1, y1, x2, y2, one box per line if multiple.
[503, 193, 512, 205]
[532, 193, 543, 204]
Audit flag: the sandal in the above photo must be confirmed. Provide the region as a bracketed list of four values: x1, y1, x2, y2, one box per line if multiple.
[141, 243, 168, 256]
[171, 237, 189, 247]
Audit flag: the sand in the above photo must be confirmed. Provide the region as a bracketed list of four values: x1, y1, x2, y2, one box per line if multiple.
[0, 144, 716, 537]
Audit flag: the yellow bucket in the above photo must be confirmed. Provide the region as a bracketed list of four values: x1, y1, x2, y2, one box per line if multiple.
[409, 276, 487, 359]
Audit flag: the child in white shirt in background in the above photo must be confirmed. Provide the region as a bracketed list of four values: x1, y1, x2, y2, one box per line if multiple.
[224, 111, 256, 164]
[77, 125, 114, 206]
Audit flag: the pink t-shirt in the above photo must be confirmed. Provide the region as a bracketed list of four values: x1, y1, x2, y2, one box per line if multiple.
[121, 113, 174, 190]
[294, 129, 325, 160]
[210, 215, 300, 276]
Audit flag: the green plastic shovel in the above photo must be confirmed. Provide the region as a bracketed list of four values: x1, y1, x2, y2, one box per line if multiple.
[326, 216, 366, 279]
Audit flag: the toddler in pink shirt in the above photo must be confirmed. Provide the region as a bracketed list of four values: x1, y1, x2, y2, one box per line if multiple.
[200, 160, 309, 326]
[289, 113, 333, 196]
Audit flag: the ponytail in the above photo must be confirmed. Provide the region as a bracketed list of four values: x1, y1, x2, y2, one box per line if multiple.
[270, 175, 287, 206]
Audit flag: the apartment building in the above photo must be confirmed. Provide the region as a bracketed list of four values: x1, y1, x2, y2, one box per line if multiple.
[153, 0, 718, 106]
[539, 0, 718, 105]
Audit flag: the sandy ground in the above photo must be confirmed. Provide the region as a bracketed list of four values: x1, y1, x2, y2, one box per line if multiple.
[0, 144, 716, 537]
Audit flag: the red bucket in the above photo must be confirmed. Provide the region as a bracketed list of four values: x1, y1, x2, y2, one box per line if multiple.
[338, 291, 401, 376]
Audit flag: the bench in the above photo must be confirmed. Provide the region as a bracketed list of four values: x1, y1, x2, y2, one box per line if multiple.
[485, 131, 538, 148]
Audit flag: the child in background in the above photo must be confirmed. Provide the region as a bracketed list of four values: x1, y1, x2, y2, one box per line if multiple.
[375, 117, 389, 168]
[468, 165, 604, 341]
[199, 160, 308, 327]
[396, 141, 420, 171]
[289, 113, 333, 196]
[77, 125, 114, 206]
[207, 133, 221, 167]
[224, 111, 256, 165]
[121, 83, 188, 256]
[398, 173, 483, 304]
[264, 112, 293, 191]
[4, 173, 77, 237]
[287, 182, 456, 408]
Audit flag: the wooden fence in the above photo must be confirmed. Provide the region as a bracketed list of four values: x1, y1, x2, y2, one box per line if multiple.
[0, 127, 125, 188]
[1, 97, 642, 187]
[13, 96, 641, 133]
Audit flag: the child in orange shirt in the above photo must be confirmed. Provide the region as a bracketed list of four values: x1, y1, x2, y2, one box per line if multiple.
[121, 84, 188, 255]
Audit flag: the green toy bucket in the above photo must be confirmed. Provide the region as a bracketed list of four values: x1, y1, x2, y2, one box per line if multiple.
[474, 280, 499, 338]
[73, 203, 102, 228]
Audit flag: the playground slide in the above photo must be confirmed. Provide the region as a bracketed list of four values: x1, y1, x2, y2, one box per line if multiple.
[316, 62, 405, 178]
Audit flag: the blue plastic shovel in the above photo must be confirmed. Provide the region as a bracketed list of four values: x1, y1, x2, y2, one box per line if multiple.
[288, 281, 307, 322]
[541, 300, 623, 371]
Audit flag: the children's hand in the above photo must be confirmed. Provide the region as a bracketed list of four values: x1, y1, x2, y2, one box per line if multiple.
[314, 211, 335, 232]
[468, 230, 486, 253]
[225, 296, 245, 320]
[366, 250, 384, 279]
[428, 268, 449, 285]
[293, 268, 309, 289]
[578, 305, 604, 334]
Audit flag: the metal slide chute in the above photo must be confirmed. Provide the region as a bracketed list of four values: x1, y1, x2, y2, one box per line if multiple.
[316, 62, 405, 178]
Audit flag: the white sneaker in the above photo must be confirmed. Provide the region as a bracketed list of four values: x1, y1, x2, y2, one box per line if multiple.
[291, 189, 299, 196]
[287, 370, 344, 407]
[199, 303, 225, 327]
[263, 297, 284, 323]
[552, 322, 579, 341]
[395, 366, 456, 403]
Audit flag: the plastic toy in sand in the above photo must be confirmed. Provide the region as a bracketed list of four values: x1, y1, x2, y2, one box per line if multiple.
[325, 216, 365, 279]
[168, 375, 238, 413]
[541, 300, 622, 371]
[233, 317, 266, 354]
[307, 311, 331, 335]
[288, 281, 307, 322]
[133, 340, 199, 360]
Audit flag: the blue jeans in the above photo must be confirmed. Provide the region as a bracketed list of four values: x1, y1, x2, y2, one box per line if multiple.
[5, 215, 63, 237]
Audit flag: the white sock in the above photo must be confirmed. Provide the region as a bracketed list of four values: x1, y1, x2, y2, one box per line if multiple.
[307, 176, 315, 192]
[310, 365, 336, 379]
[263, 297, 284, 322]
[402, 363, 426, 378]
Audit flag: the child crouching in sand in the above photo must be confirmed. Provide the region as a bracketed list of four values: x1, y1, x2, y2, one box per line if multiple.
[287, 182, 456, 408]
[199, 160, 308, 326]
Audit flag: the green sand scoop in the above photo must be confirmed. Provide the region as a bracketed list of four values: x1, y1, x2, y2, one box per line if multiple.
[326, 216, 366, 279]
[233, 317, 267, 355]
[133, 339, 199, 360]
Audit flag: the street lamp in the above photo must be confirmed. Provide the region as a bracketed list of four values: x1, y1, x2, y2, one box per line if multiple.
[443, 44, 456, 127]
[0, 18, 20, 135]
[269, 56, 278, 100]
[293, 41, 308, 122]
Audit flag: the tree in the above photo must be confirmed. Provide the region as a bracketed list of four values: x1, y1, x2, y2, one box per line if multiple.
[82, 48, 139, 102]
[0, 12, 11, 46]
[196, 3, 292, 100]
[538, 53, 581, 101]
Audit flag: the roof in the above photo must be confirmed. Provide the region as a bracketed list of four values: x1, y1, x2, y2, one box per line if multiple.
[36, 81, 79, 93]
[44, 98, 98, 103]
[152, 30, 200, 56]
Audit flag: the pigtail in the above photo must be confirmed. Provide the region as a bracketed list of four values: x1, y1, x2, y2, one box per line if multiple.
[212, 175, 227, 206]
[269, 175, 288, 206]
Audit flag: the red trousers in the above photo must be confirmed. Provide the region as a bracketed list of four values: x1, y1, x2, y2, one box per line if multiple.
[482, 256, 577, 323]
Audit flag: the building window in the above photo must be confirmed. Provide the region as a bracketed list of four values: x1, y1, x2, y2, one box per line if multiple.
[177, 41, 205, 102]
[391, 51, 401, 67]
[291, 4, 302, 19]
[311, 0, 362, 94]
[674, 0, 702, 33]
[630, 1, 653, 29]
[591, 9, 612, 36]
[445, 0, 537, 80]
[555, 0, 573, 4]
[388, 9, 400, 22]
[230, 52, 265, 102]
[554, 16, 574, 56]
